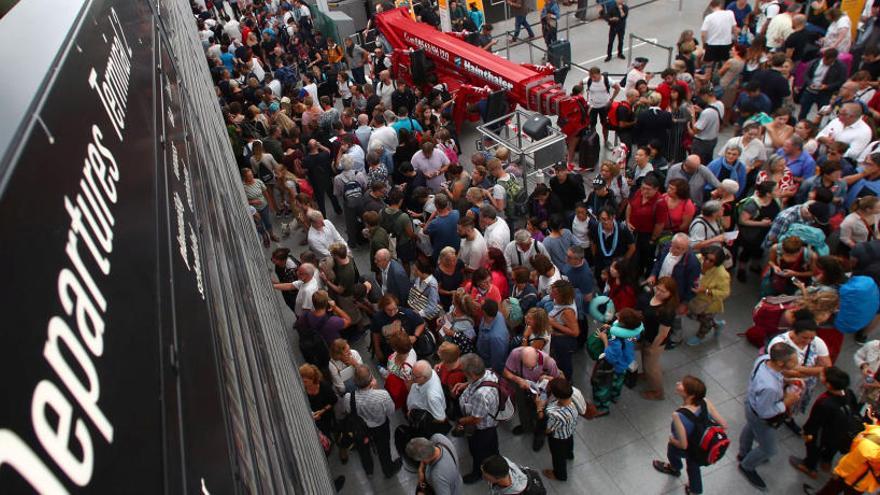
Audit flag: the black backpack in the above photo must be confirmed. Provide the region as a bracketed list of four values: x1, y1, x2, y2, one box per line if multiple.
[839, 391, 866, 453]
[296, 314, 331, 369]
[342, 177, 364, 208]
[518, 466, 548, 494]
[338, 391, 369, 449]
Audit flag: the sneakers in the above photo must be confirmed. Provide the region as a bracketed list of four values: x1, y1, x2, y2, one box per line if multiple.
[652, 460, 681, 477]
[714, 319, 726, 333]
[604, 55, 612, 62]
[686, 335, 704, 347]
[738, 464, 767, 490]
[789, 456, 818, 479]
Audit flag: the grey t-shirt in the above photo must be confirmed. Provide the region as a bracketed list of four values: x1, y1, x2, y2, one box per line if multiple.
[695, 101, 724, 140]
[426, 434, 464, 495]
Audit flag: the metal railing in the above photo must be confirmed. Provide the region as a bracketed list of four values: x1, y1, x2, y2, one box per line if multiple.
[627, 33, 674, 73]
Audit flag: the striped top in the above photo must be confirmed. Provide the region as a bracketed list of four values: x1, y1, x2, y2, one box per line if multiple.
[545, 402, 578, 439]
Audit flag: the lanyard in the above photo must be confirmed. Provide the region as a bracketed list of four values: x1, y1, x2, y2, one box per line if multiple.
[599, 221, 619, 257]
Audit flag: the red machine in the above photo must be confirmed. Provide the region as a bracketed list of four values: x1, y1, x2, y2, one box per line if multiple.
[374, 8, 583, 133]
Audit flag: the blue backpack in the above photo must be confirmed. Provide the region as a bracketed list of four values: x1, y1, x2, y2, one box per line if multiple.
[835, 276, 880, 333]
[779, 223, 829, 256]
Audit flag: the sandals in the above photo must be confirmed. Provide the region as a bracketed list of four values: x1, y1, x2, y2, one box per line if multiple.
[652, 460, 681, 477]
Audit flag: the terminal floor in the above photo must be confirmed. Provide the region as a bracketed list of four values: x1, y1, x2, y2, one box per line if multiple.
[263, 1, 863, 493]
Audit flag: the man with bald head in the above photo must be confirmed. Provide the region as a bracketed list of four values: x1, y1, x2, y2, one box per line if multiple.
[817, 102, 873, 160]
[407, 360, 449, 435]
[502, 345, 560, 451]
[665, 154, 721, 207]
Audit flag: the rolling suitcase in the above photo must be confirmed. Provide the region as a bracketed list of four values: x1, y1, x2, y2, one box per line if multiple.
[578, 128, 600, 169]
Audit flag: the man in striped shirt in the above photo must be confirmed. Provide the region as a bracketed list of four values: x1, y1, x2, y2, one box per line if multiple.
[342, 365, 403, 478]
[453, 354, 506, 484]
[538, 378, 578, 481]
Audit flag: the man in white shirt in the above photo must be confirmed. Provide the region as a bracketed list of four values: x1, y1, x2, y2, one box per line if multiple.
[480, 205, 511, 250]
[701, 0, 738, 63]
[583, 67, 620, 144]
[756, 0, 781, 34]
[504, 230, 550, 272]
[764, 3, 795, 49]
[272, 263, 320, 317]
[624, 57, 651, 92]
[223, 18, 242, 42]
[485, 159, 515, 219]
[407, 361, 447, 425]
[457, 216, 489, 272]
[302, 74, 320, 109]
[375, 70, 396, 108]
[368, 114, 398, 154]
[817, 103, 873, 161]
[307, 210, 347, 259]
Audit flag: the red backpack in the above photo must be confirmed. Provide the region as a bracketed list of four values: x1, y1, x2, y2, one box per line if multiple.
[743, 295, 800, 348]
[607, 100, 630, 129]
[678, 402, 730, 466]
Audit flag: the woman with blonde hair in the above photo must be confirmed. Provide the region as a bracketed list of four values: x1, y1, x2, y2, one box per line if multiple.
[521, 307, 552, 352]
[328, 339, 363, 395]
[600, 160, 629, 207]
[756, 155, 798, 203]
[439, 289, 478, 354]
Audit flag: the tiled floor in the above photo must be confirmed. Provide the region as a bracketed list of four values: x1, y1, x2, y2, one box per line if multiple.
[257, 2, 866, 493]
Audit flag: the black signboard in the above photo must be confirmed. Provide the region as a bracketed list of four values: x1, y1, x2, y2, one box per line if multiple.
[0, 0, 234, 493]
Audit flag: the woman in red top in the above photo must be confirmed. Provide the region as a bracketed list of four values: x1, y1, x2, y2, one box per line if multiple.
[607, 257, 639, 311]
[626, 175, 669, 276]
[463, 268, 502, 324]
[487, 247, 511, 298]
[435, 341, 467, 420]
[757, 156, 797, 204]
[662, 178, 697, 234]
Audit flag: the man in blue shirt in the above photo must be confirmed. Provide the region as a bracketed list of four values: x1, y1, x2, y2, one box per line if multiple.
[561, 246, 595, 346]
[776, 135, 816, 182]
[738, 342, 801, 490]
[726, 0, 752, 27]
[424, 194, 461, 260]
[477, 300, 510, 375]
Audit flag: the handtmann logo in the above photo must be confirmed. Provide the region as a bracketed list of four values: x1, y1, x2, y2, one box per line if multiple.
[461, 59, 513, 90]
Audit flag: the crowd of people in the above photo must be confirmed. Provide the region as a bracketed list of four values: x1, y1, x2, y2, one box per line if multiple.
[193, 0, 880, 493]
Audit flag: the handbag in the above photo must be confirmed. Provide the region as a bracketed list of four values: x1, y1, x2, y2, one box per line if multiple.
[385, 362, 412, 410]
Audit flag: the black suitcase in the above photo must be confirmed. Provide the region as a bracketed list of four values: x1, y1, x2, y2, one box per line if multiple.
[578, 129, 600, 169]
[523, 115, 552, 140]
[547, 39, 571, 68]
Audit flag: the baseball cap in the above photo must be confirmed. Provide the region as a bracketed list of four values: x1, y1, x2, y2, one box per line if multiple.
[634, 57, 649, 66]
[807, 201, 831, 225]
[592, 177, 607, 188]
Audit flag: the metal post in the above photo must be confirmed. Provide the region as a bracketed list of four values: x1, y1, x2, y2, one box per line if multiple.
[506, 33, 511, 59]
[528, 39, 534, 64]
[627, 32, 633, 67]
[666, 42, 672, 70]
[565, 11, 571, 40]
[678, 0, 682, 11]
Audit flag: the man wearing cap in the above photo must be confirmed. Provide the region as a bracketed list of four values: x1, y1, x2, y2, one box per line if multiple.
[549, 162, 586, 218]
[764, 201, 831, 249]
[623, 57, 651, 92]
[666, 154, 721, 208]
[586, 177, 618, 216]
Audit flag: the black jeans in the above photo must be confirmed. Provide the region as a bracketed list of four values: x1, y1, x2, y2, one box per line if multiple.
[548, 435, 574, 480]
[356, 419, 395, 476]
[607, 23, 625, 57]
[467, 427, 499, 476]
[550, 334, 577, 382]
[313, 181, 343, 217]
[634, 231, 656, 278]
[803, 439, 837, 471]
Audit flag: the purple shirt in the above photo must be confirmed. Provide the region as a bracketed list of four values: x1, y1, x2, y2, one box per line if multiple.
[301, 311, 345, 346]
[504, 348, 559, 382]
